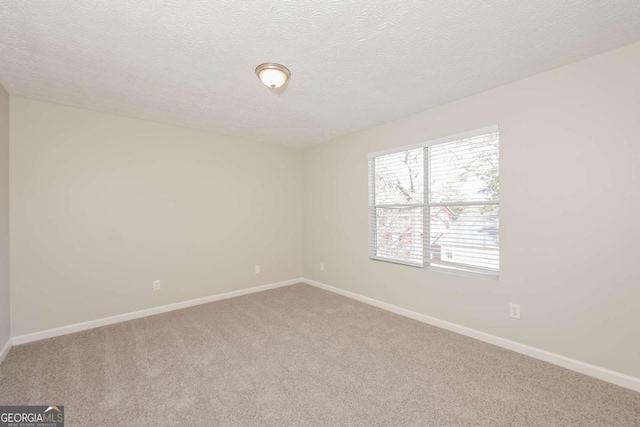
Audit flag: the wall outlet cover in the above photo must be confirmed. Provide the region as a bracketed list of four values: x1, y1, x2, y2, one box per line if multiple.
[509, 303, 521, 319]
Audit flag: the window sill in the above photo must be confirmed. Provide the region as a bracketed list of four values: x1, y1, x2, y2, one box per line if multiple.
[427, 265, 499, 281]
[369, 256, 499, 281]
[369, 256, 425, 268]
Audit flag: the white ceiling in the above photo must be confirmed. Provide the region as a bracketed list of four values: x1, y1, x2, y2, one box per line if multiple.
[1, 1, 640, 147]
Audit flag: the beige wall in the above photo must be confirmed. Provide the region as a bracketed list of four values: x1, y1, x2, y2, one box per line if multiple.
[0, 85, 9, 349]
[10, 98, 302, 336]
[302, 41, 640, 378]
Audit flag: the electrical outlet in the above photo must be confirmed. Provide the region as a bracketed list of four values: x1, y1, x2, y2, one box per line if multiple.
[255, 265, 261, 274]
[153, 280, 161, 291]
[509, 303, 521, 319]
[320, 262, 325, 272]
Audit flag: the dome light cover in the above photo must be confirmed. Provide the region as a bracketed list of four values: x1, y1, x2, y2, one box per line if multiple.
[255, 63, 291, 89]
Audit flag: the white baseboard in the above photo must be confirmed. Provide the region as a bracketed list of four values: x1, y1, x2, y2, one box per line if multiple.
[302, 278, 640, 393]
[12, 278, 303, 346]
[0, 338, 11, 366]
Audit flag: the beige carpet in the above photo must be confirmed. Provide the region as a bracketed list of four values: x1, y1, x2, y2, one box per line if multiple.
[1, 284, 639, 426]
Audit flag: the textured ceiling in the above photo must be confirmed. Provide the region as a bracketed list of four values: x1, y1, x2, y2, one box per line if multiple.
[1, 1, 640, 147]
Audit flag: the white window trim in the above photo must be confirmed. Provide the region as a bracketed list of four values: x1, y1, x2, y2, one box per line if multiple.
[368, 125, 500, 280]
[367, 125, 499, 158]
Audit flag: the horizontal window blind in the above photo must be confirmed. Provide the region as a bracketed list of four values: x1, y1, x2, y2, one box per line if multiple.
[370, 147, 425, 266]
[369, 126, 499, 277]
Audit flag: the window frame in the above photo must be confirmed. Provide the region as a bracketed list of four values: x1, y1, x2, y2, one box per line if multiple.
[368, 125, 500, 279]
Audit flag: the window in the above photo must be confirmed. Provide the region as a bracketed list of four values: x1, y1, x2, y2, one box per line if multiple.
[369, 126, 499, 278]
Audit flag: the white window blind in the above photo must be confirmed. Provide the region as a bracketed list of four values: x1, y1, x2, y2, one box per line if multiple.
[369, 126, 499, 277]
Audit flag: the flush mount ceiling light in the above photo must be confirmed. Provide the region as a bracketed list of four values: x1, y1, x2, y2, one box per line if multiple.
[255, 63, 291, 89]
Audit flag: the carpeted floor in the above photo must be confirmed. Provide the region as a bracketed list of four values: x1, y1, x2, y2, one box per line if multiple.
[1, 284, 639, 426]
